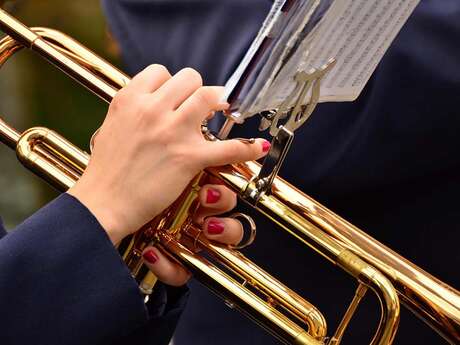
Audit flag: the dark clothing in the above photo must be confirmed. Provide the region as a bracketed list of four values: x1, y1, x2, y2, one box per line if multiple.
[102, 0, 460, 344]
[0, 193, 187, 345]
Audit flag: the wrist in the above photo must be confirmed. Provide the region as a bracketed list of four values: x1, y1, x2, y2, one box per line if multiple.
[67, 177, 126, 245]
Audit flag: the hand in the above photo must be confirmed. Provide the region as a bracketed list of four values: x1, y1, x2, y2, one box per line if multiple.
[68, 64, 269, 244]
[142, 182, 243, 286]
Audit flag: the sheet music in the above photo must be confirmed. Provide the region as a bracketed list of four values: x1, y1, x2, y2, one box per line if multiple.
[223, 0, 286, 101]
[224, 0, 420, 122]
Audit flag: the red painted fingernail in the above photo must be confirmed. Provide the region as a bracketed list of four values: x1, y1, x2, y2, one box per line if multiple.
[143, 250, 158, 264]
[262, 140, 271, 153]
[206, 188, 221, 204]
[207, 219, 225, 234]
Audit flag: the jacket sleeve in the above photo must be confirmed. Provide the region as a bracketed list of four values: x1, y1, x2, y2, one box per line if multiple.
[116, 283, 189, 345]
[0, 193, 187, 345]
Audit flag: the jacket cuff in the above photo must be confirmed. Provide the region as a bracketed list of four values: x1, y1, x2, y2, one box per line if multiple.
[0, 193, 148, 344]
[117, 283, 190, 345]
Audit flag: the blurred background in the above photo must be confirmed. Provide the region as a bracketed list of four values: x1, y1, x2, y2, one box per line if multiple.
[0, 0, 121, 228]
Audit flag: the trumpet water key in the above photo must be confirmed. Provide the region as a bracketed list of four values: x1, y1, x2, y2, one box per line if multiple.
[0, 8, 459, 345]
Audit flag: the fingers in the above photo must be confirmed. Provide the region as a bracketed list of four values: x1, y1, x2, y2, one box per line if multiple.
[127, 64, 172, 93]
[141, 215, 243, 287]
[142, 247, 191, 286]
[201, 138, 271, 167]
[199, 184, 236, 212]
[124, 66, 229, 125]
[203, 217, 244, 246]
[195, 184, 243, 246]
[153, 68, 203, 110]
[177, 86, 229, 122]
[142, 184, 242, 285]
[194, 184, 236, 223]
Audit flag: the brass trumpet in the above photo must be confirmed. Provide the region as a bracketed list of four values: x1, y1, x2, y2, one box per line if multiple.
[0, 8, 459, 345]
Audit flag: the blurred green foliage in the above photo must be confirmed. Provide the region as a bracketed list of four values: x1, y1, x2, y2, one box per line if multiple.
[0, 0, 123, 227]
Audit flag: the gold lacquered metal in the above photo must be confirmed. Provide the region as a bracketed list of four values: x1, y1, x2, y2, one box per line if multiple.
[0, 8, 458, 344]
[329, 283, 368, 345]
[207, 162, 460, 343]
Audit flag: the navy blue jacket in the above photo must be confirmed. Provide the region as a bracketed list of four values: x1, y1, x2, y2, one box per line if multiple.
[102, 1, 460, 344]
[0, 193, 187, 345]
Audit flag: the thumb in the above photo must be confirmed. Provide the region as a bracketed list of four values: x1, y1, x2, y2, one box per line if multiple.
[201, 138, 270, 167]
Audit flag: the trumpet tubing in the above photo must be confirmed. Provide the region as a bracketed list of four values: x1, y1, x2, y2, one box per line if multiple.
[0, 8, 459, 345]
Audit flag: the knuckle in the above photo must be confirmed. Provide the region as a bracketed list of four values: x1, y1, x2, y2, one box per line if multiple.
[224, 142, 240, 160]
[138, 96, 155, 116]
[194, 87, 217, 109]
[146, 64, 171, 79]
[181, 67, 203, 87]
[125, 96, 151, 123]
[110, 89, 130, 112]
[132, 97, 169, 130]
[148, 92, 170, 112]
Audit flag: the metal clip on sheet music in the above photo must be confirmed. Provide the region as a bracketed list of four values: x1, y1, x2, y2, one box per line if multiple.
[249, 58, 336, 202]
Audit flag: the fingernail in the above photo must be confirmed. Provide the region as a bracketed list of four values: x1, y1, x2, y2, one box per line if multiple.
[143, 250, 158, 264]
[206, 188, 221, 204]
[262, 140, 271, 153]
[208, 219, 225, 234]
